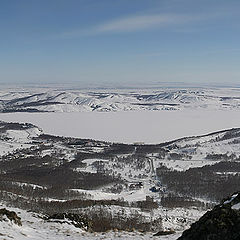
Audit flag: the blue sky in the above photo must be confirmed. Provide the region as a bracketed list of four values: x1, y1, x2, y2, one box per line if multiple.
[0, 0, 240, 86]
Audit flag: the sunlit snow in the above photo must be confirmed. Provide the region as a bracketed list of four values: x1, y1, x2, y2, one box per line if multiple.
[0, 109, 239, 143]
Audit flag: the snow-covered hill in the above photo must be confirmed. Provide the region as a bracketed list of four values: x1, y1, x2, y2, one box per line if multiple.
[0, 87, 239, 113]
[0, 121, 42, 156]
[0, 121, 239, 239]
[156, 128, 240, 171]
[0, 204, 182, 240]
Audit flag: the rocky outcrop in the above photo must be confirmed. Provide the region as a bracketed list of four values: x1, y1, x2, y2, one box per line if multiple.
[153, 230, 175, 236]
[0, 208, 22, 226]
[178, 192, 240, 240]
[47, 213, 89, 230]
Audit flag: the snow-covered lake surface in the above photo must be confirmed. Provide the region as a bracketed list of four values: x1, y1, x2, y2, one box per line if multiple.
[0, 109, 239, 143]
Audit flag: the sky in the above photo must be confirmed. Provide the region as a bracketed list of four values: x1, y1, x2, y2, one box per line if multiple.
[0, 0, 240, 87]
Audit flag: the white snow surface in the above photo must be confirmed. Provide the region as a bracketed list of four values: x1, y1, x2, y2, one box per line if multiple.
[0, 87, 240, 112]
[0, 125, 42, 156]
[0, 87, 239, 143]
[232, 203, 240, 210]
[0, 109, 239, 144]
[0, 204, 183, 240]
[224, 193, 239, 204]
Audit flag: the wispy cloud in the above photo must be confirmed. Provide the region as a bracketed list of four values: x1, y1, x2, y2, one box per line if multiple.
[56, 11, 228, 39]
[93, 14, 192, 33]
[56, 14, 199, 38]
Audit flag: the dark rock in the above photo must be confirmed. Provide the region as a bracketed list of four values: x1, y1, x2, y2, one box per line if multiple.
[0, 208, 22, 226]
[178, 192, 240, 240]
[153, 230, 175, 236]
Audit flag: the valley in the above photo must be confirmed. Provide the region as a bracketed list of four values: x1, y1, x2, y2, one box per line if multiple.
[0, 119, 239, 238]
[0, 87, 239, 239]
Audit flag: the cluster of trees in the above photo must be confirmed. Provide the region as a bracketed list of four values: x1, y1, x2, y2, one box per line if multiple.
[161, 193, 214, 209]
[216, 129, 240, 141]
[0, 183, 160, 221]
[0, 122, 35, 133]
[205, 153, 238, 161]
[157, 161, 240, 201]
[75, 206, 163, 232]
[0, 166, 119, 190]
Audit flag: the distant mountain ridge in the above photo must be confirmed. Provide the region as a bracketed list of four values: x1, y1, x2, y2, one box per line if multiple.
[0, 88, 239, 113]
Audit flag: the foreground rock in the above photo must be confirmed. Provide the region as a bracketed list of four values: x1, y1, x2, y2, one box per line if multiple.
[178, 192, 240, 240]
[153, 230, 175, 236]
[0, 208, 22, 226]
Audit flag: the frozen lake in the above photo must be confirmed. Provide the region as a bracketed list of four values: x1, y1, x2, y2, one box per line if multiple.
[0, 109, 239, 144]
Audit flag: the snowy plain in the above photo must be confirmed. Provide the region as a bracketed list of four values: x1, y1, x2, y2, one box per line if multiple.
[0, 109, 239, 143]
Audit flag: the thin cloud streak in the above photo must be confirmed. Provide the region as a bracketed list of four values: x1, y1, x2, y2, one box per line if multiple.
[95, 14, 192, 32]
[57, 13, 211, 38]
